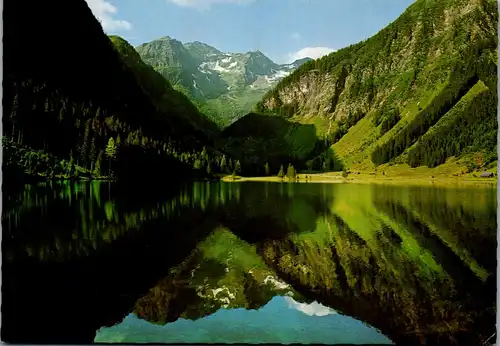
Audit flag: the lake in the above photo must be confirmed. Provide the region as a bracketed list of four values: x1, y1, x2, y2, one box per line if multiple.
[2, 181, 497, 345]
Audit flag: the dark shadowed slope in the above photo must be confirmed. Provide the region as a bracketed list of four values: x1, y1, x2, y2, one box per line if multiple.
[3, 0, 222, 183]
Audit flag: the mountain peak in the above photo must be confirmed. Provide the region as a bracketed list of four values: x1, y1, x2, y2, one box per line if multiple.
[244, 50, 274, 64]
[184, 41, 222, 59]
[246, 50, 266, 57]
[136, 36, 185, 50]
[135, 35, 310, 126]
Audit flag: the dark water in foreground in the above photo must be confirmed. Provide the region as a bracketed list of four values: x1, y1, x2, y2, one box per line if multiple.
[2, 181, 497, 345]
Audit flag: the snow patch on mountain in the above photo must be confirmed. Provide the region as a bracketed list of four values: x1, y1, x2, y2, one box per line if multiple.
[196, 52, 301, 90]
[265, 70, 291, 83]
[212, 61, 232, 73]
[198, 66, 212, 74]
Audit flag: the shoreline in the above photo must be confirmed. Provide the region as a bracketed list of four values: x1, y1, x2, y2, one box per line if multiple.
[220, 172, 498, 187]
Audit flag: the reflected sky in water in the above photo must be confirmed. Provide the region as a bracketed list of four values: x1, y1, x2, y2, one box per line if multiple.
[95, 296, 393, 344]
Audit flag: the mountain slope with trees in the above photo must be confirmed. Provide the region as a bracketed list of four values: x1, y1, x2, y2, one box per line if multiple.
[253, 0, 497, 173]
[217, 113, 342, 176]
[3, 0, 228, 183]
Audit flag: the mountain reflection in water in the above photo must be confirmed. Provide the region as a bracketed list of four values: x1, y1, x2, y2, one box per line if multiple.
[2, 181, 497, 345]
[95, 296, 392, 344]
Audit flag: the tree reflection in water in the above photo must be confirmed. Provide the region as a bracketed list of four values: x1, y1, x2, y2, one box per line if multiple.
[2, 182, 497, 345]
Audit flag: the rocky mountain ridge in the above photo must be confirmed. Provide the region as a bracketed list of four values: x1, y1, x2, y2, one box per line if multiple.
[136, 36, 312, 127]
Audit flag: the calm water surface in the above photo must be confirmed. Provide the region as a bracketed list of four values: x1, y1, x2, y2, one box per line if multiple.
[2, 181, 497, 345]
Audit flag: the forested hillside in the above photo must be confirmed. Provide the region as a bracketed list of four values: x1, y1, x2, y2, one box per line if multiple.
[254, 0, 498, 172]
[3, 0, 226, 183]
[218, 113, 340, 176]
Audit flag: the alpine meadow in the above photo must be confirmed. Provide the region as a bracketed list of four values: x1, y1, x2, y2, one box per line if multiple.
[2, 0, 498, 345]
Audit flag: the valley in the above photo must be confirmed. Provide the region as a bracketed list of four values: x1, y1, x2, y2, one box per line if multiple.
[2, 0, 498, 344]
[4, 0, 497, 183]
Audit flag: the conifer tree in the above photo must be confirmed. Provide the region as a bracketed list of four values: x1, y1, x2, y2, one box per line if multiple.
[278, 165, 285, 178]
[115, 135, 121, 158]
[235, 160, 242, 175]
[264, 162, 270, 176]
[194, 159, 202, 170]
[220, 155, 227, 173]
[105, 137, 116, 176]
[287, 163, 296, 180]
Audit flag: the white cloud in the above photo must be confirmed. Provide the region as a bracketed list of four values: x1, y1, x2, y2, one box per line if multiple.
[284, 297, 337, 317]
[286, 46, 336, 63]
[85, 0, 132, 32]
[291, 32, 301, 40]
[168, 0, 254, 10]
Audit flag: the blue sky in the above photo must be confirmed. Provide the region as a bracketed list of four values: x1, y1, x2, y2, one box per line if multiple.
[85, 0, 415, 63]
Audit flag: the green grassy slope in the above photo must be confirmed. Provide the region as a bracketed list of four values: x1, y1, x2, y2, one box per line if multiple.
[200, 88, 268, 128]
[254, 0, 497, 172]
